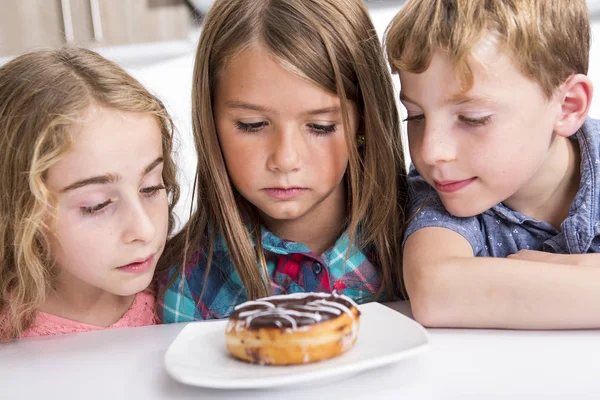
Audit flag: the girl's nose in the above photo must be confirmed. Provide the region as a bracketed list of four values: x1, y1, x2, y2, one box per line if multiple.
[267, 127, 303, 173]
[121, 200, 156, 244]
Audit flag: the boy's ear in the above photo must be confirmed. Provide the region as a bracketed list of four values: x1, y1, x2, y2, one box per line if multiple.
[554, 74, 593, 138]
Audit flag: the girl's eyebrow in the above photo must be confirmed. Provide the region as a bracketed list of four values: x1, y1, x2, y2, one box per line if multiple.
[60, 157, 164, 192]
[225, 100, 341, 117]
[304, 106, 341, 116]
[225, 100, 273, 113]
[225, 100, 341, 115]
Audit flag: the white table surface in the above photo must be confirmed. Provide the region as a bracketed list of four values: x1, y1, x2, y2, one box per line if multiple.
[1, 301, 599, 400]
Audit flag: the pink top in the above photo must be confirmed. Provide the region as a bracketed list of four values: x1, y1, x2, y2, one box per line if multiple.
[20, 290, 157, 338]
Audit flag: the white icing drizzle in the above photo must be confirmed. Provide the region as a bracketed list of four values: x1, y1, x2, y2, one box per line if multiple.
[231, 292, 358, 330]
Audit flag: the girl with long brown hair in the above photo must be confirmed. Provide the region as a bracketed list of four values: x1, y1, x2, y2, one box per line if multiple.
[158, 0, 407, 322]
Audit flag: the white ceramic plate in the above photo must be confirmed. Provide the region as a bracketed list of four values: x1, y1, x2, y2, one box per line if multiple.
[164, 302, 429, 389]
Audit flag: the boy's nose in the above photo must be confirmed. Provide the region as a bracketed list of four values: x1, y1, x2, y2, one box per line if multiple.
[267, 127, 303, 173]
[419, 124, 457, 165]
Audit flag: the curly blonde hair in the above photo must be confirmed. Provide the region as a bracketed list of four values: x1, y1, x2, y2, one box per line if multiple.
[0, 47, 179, 340]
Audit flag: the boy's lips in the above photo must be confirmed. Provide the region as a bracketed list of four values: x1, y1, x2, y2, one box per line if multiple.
[434, 178, 476, 193]
[263, 187, 307, 200]
[117, 255, 154, 273]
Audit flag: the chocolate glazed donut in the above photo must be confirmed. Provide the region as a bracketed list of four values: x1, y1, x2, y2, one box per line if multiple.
[225, 292, 361, 365]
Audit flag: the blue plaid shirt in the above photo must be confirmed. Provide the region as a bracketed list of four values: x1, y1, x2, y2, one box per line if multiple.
[158, 227, 382, 323]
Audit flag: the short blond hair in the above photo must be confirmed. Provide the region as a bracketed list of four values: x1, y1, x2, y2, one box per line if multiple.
[386, 0, 590, 97]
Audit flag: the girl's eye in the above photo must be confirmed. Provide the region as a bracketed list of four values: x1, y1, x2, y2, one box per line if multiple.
[81, 199, 112, 216]
[236, 121, 268, 133]
[459, 115, 492, 127]
[403, 114, 425, 124]
[140, 184, 166, 197]
[307, 123, 336, 136]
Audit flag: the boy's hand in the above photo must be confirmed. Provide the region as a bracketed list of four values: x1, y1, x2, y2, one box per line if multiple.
[508, 250, 600, 266]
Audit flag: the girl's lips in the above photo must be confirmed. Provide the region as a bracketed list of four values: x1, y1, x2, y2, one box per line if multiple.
[263, 188, 307, 200]
[117, 255, 154, 273]
[434, 178, 476, 193]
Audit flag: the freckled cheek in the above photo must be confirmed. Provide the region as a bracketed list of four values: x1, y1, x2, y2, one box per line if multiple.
[58, 205, 123, 248]
[50, 227, 108, 272]
[407, 136, 425, 166]
[407, 131, 421, 148]
[314, 141, 349, 183]
[223, 142, 263, 188]
[481, 155, 526, 189]
[409, 145, 423, 168]
[217, 128, 248, 169]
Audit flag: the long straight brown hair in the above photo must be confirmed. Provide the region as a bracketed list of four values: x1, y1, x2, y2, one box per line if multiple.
[159, 0, 407, 301]
[0, 47, 180, 340]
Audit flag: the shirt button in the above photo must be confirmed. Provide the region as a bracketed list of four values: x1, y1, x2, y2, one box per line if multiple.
[312, 262, 323, 275]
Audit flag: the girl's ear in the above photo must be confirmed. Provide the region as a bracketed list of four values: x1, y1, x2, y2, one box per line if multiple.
[554, 74, 593, 138]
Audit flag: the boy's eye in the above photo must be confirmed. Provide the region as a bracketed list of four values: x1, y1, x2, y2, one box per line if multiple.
[403, 114, 425, 123]
[459, 115, 492, 127]
[81, 199, 112, 216]
[236, 121, 268, 133]
[140, 185, 166, 197]
[307, 123, 336, 136]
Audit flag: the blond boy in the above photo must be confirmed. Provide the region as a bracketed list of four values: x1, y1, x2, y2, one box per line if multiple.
[387, 0, 600, 328]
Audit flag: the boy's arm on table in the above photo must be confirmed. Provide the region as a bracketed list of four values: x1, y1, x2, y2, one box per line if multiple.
[508, 250, 600, 266]
[404, 227, 600, 329]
